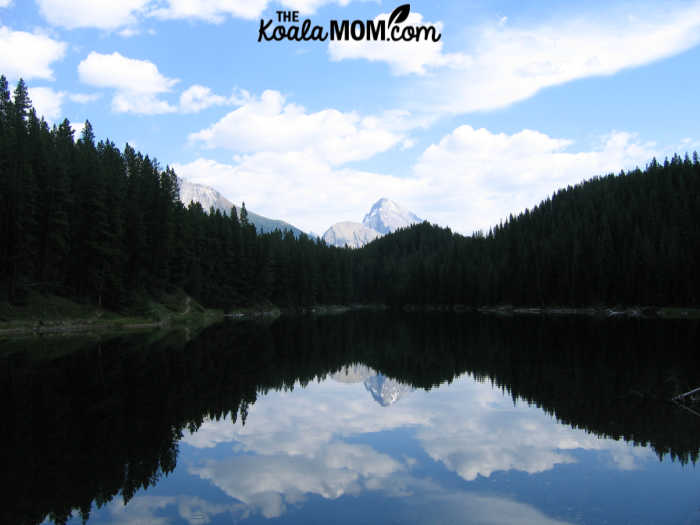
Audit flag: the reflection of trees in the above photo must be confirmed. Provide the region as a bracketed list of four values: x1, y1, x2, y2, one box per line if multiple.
[2, 314, 700, 524]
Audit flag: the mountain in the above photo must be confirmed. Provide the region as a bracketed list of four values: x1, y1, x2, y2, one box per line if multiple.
[322, 222, 381, 249]
[322, 198, 423, 248]
[178, 177, 233, 212]
[178, 178, 304, 237]
[362, 198, 422, 235]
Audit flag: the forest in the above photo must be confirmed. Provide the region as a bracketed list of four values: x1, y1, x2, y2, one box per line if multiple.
[1, 75, 699, 311]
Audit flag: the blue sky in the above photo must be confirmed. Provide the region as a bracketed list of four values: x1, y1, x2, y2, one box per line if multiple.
[2, 0, 700, 234]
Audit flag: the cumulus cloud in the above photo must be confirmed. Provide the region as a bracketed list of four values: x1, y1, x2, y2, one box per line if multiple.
[0, 27, 66, 81]
[411, 126, 656, 234]
[176, 122, 657, 234]
[71, 121, 85, 137]
[78, 51, 178, 114]
[417, 3, 700, 113]
[27, 86, 65, 121]
[37, 0, 150, 30]
[150, 0, 269, 22]
[68, 92, 101, 104]
[117, 27, 141, 38]
[188, 90, 407, 165]
[328, 11, 469, 75]
[178, 84, 250, 113]
[78, 51, 177, 94]
[152, 0, 358, 22]
[173, 155, 422, 234]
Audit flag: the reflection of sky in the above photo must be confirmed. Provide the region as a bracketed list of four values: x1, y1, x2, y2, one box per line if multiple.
[55, 372, 700, 525]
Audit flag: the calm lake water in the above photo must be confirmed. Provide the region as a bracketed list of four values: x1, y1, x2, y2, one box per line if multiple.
[3, 313, 700, 524]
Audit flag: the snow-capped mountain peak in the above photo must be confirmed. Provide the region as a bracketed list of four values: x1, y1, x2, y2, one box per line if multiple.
[362, 198, 422, 234]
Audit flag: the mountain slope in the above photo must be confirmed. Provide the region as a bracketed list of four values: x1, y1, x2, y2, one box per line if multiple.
[322, 198, 423, 248]
[362, 198, 422, 235]
[322, 222, 381, 248]
[178, 178, 304, 237]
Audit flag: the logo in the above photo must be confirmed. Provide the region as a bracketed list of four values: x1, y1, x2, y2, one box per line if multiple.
[258, 4, 442, 43]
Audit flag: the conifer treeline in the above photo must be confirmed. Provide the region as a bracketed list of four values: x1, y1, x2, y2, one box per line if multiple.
[0, 76, 350, 309]
[356, 155, 700, 307]
[1, 76, 698, 309]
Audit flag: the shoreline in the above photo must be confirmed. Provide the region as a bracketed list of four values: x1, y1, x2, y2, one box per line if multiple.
[3, 301, 698, 339]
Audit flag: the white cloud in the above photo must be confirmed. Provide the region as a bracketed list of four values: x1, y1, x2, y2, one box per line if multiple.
[151, 0, 356, 22]
[117, 27, 141, 38]
[411, 126, 656, 233]
[28, 86, 65, 121]
[78, 51, 178, 114]
[71, 121, 86, 138]
[179, 85, 229, 113]
[173, 155, 420, 234]
[78, 51, 177, 94]
[176, 123, 657, 234]
[68, 92, 101, 104]
[112, 91, 177, 114]
[0, 0, 13, 7]
[328, 11, 468, 75]
[37, 0, 150, 30]
[0, 27, 66, 80]
[151, 0, 269, 22]
[189, 90, 407, 165]
[178, 85, 252, 113]
[418, 3, 700, 113]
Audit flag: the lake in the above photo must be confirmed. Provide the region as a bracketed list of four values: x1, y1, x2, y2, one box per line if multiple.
[3, 313, 700, 524]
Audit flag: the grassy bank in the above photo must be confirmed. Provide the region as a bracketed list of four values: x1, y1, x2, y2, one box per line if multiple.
[0, 291, 224, 338]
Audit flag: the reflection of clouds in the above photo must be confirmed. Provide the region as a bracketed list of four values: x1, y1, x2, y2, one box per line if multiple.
[87, 494, 243, 525]
[184, 376, 652, 481]
[332, 364, 415, 406]
[191, 458, 575, 525]
[415, 382, 580, 480]
[414, 379, 653, 480]
[403, 490, 574, 525]
[190, 442, 403, 518]
[183, 381, 428, 454]
[182, 373, 653, 520]
[176, 495, 244, 524]
[103, 495, 174, 525]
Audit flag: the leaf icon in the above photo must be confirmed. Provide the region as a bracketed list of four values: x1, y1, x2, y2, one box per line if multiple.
[388, 4, 411, 26]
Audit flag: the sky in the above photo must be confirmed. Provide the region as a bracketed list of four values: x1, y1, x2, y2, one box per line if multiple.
[2, 0, 700, 235]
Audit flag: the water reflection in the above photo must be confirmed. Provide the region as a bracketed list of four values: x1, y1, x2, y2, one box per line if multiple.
[1, 313, 699, 524]
[332, 364, 414, 406]
[181, 373, 652, 522]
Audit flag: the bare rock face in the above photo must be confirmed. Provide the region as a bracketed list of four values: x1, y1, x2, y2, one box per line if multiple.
[322, 222, 381, 249]
[362, 197, 422, 235]
[322, 198, 422, 248]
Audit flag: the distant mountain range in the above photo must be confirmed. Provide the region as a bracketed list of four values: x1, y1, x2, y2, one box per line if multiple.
[178, 177, 304, 237]
[178, 179, 421, 247]
[322, 198, 423, 248]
